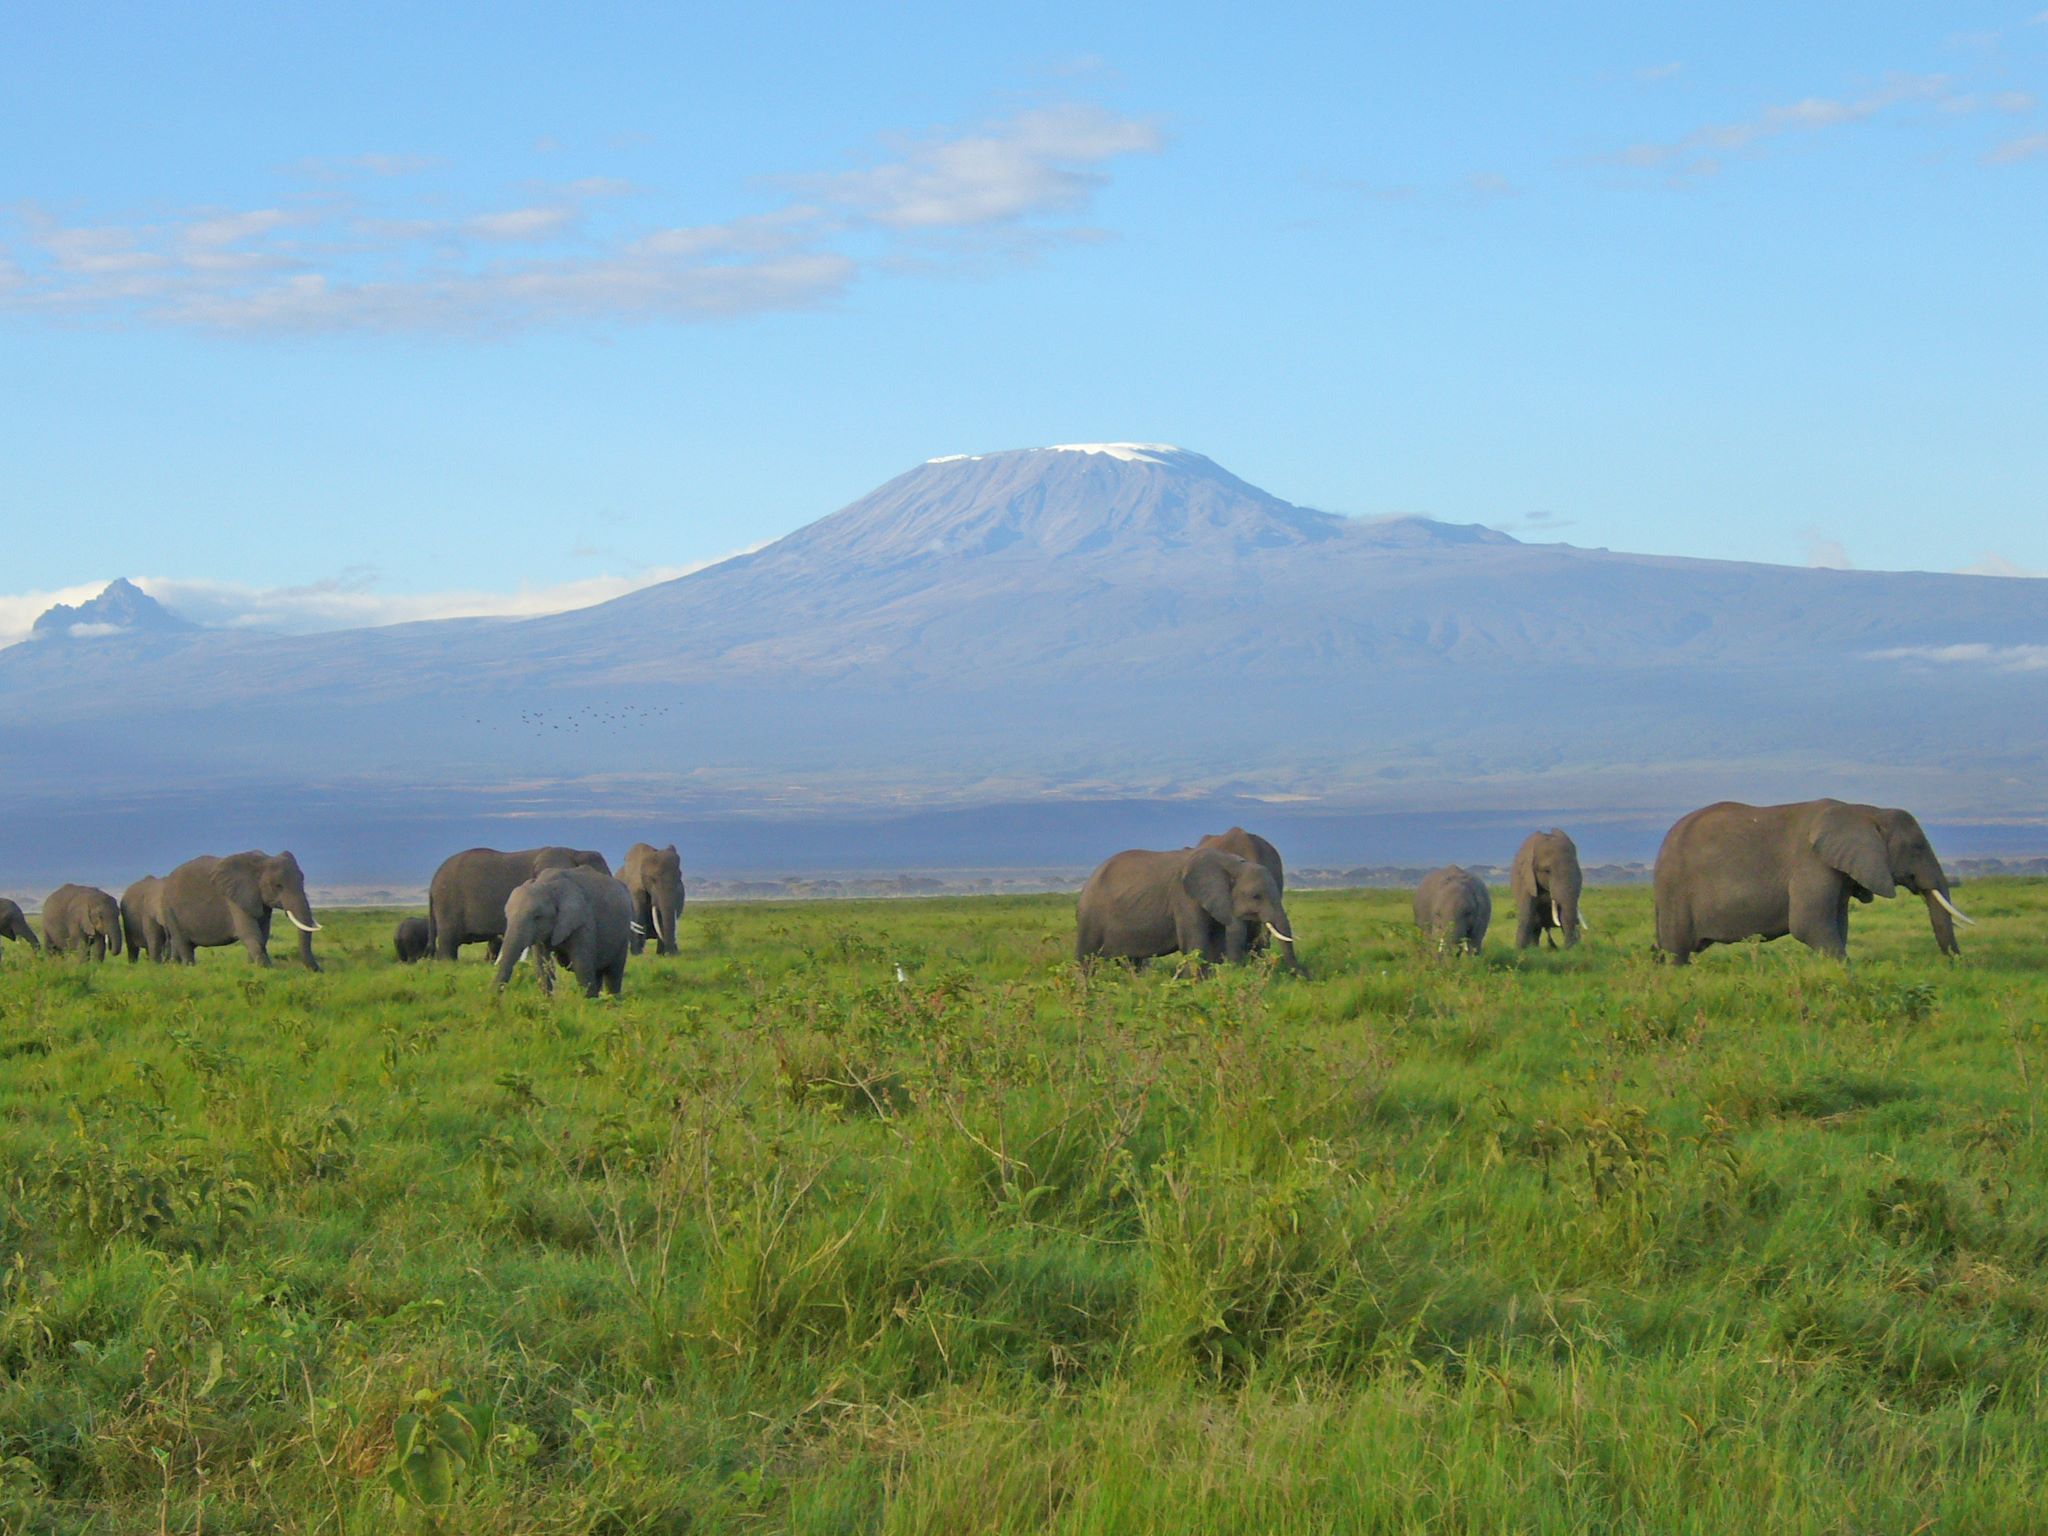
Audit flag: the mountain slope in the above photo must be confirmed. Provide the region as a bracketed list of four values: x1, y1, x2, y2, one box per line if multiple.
[3, 444, 2045, 858]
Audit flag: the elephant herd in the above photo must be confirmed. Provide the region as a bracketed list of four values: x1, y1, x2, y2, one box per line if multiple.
[0, 841, 688, 999]
[0, 852, 325, 971]
[0, 800, 1979, 989]
[1076, 799, 1974, 971]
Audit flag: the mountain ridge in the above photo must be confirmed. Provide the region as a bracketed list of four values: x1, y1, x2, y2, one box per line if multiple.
[3, 445, 2045, 876]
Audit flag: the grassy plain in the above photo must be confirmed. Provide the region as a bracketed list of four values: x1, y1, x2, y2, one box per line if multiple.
[2, 881, 2046, 1534]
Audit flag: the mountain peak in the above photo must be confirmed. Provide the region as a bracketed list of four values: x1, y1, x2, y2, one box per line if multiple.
[30, 578, 197, 642]
[783, 443, 1350, 567]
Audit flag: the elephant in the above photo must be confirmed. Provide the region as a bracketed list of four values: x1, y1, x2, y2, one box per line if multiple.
[1511, 829, 1586, 949]
[41, 884, 124, 960]
[427, 846, 613, 961]
[1653, 799, 1971, 963]
[621, 842, 685, 956]
[121, 876, 169, 963]
[0, 897, 40, 964]
[393, 916, 431, 963]
[493, 866, 636, 998]
[1196, 827, 1287, 957]
[1075, 845, 1302, 972]
[159, 850, 323, 970]
[1415, 866, 1491, 954]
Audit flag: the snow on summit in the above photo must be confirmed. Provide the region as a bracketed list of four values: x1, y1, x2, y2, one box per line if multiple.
[1046, 443, 1183, 464]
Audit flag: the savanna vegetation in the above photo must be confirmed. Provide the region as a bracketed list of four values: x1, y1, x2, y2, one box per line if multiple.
[2, 881, 2045, 1533]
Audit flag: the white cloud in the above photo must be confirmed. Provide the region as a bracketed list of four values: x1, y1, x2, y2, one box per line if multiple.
[1870, 644, 2048, 672]
[1616, 73, 2032, 180]
[1800, 528, 1854, 569]
[0, 581, 113, 647]
[1986, 131, 2048, 164]
[0, 549, 767, 648]
[466, 207, 578, 241]
[814, 103, 1162, 230]
[1958, 553, 2045, 577]
[0, 100, 1161, 335]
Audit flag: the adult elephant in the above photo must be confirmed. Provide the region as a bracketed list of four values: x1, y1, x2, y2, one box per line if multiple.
[1075, 845, 1302, 973]
[160, 851, 323, 971]
[494, 867, 635, 998]
[42, 885, 124, 960]
[393, 916, 431, 963]
[1653, 799, 1971, 964]
[1415, 866, 1491, 954]
[427, 847, 612, 961]
[621, 842, 684, 956]
[1196, 827, 1285, 891]
[0, 897, 40, 964]
[1510, 829, 1586, 949]
[121, 876, 169, 963]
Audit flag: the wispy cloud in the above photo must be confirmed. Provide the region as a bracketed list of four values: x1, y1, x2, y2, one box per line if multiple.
[0, 101, 1161, 335]
[1800, 528, 1854, 570]
[0, 581, 115, 649]
[1870, 643, 2048, 672]
[1614, 73, 2035, 180]
[1958, 553, 2045, 577]
[1986, 130, 2048, 164]
[0, 550, 766, 647]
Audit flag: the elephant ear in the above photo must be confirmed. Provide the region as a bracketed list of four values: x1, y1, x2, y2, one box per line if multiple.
[546, 881, 586, 949]
[210, 853, 264, 914]
[1811, 805, 1895, 898]
[1182, 851, 1238, 924]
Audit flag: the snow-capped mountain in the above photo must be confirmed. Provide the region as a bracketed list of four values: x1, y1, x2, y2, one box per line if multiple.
[4, 444, 2045, 881]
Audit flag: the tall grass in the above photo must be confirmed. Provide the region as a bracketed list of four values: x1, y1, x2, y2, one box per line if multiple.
[1, 883, 2043, 1532]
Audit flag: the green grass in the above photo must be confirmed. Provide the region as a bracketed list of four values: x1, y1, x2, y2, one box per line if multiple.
[2, 881, 2046, 1533]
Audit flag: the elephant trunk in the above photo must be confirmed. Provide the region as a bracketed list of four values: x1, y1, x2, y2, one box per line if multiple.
[493, 923, 529, 989]
[1924, 887, 1962, 957]
[1556, 880, 1583, 947]
[1270, 901, 1306, 976]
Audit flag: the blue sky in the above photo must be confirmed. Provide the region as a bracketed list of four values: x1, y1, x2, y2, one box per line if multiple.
[3, 1, 2045, 639]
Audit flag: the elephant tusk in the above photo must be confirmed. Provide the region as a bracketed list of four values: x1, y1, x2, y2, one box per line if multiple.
[1552, 900, 1563, 928]
[1265, 922, 1295, 944]
[1933, 890, 1977, 926]
[630, 922, 647, 936]
[286, 912, 321, 933]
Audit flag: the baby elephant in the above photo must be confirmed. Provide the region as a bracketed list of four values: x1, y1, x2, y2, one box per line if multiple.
[393, 915, 431, 963]
[42, 884, 124, 960]
[1415, 866, 1491, 955]
[494, 866, 636, 998]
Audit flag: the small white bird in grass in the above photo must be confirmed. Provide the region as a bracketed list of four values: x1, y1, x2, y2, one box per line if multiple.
[894, 964, 907, 985]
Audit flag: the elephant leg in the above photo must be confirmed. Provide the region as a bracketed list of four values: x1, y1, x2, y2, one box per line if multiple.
[604, 956, 624, 996]
[1171, 901, 1214, 965]
[487, 936, 503, 963]
[1515, 897, 1541, 949]
[1789, 875, 1849, 959]
[228, 909, 272, 966]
